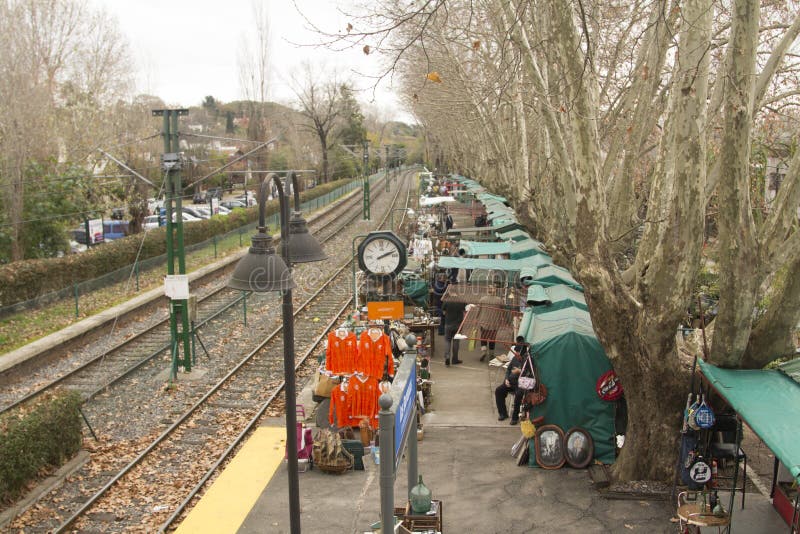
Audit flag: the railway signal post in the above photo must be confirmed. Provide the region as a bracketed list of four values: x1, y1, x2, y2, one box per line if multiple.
[153, 108, 193, 379]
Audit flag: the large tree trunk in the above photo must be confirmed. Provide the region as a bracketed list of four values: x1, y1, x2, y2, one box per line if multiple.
[709, 0, 760, 368]
[742, 254, 800, 368]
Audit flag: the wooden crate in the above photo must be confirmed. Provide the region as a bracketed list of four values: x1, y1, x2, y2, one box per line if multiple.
[402, 500, 442, 532]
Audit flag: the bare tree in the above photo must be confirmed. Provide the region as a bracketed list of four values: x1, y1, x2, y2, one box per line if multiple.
[339, 0, 800, 480]
[237, 0, 272, 172]
[291, 64, 345, 183]
[0, 0, 133, 261]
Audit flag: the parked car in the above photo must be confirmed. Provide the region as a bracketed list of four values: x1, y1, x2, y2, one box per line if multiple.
[182, 206, 209, 219]
[205, 187, 223, 201]
[221, 200, 247, 210]
[192, 192, 205, 204]
[173, 212, 201, 223]
[143, 215, 160, 230]
[70, 220, 129, 244]
[215, 206, 231, 216]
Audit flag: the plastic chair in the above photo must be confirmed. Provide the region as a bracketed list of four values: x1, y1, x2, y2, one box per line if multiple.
[709, 414, 746, 509]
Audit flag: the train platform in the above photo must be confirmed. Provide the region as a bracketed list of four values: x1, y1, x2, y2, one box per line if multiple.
[173, 335, 681, 534]
[174, 331, 788, 534]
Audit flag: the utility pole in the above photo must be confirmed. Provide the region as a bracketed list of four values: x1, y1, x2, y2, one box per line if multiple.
[153, 108, 192, 379]
[362, 140, 370, 220]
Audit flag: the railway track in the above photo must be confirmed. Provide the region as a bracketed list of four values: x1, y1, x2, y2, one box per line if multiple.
[0, 174, 388, 417]
[5, 170, 414, 533]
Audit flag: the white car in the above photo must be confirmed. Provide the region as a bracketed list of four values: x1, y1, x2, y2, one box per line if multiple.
[144, 215, 160, 230]
[173, 212, 201, 223]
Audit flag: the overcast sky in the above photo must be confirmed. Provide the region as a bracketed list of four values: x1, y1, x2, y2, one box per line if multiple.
[91, 0, 410, 120]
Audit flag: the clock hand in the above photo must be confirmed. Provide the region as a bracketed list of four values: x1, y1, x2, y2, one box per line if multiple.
[376, 251, 396, 260]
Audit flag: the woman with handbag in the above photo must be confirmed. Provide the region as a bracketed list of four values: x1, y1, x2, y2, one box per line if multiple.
[495, 337, 532, 425]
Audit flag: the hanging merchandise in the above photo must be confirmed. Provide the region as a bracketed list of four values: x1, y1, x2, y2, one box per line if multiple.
[595, 370, 623, 401]
[694, 394, 715, 430]
[329, 380, 352, 429]
[686, 395, 701, 431]
[517, 354, 537, 391]
[326, 328, 358, 374]
[688, 457, 712, 485]
[357, 327, 395, 379]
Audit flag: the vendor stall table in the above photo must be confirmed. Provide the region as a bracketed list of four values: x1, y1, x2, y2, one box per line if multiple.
[677, 502, 731, 532]
[407, 321, 436, 355]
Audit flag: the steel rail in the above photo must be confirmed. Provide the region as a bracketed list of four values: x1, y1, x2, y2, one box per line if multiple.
[159, 173, 413, 532]
[52, 171, 411, 533]
[0, 177, 380, 417]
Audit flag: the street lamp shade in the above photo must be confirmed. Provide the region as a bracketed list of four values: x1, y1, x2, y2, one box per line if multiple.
[228, 231, 295, 292]
[287, 210, 327, 263]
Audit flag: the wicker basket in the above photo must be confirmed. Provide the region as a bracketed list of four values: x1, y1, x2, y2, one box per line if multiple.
[314, 448, 354, 474]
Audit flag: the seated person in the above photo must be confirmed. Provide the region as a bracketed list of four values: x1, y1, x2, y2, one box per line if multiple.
[494, 336, 531, 425]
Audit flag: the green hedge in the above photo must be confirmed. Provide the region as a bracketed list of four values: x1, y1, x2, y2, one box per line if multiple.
[0, 390, 82, 503]
[0, 178, 354, 306]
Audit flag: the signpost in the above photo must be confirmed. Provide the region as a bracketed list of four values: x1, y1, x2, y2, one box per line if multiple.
[378, 355, 419, 532]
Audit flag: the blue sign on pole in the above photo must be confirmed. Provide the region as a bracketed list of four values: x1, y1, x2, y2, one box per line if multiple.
[394, 358, 416, 470]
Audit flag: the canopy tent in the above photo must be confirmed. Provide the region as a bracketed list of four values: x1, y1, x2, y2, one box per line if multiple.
[476, 192, 508, 204]
[779, 357, 800, 384]
[458, 239, 550, 260]
[436, 255, 552, 273]
[419, 196, 457, 206]
[527, 284, 588, 313]
[447, 221, 521, 235]
[496, 228, 533, 242]
[458, 240, 511, 257]
[520, 264, 583, 291]
[517, 307, 617, 464]
[699, 359, 800, 484]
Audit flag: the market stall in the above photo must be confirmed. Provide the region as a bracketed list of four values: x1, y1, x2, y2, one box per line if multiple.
[698, 358, 800, 531]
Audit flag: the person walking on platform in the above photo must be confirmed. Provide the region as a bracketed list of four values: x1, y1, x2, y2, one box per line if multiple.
[477, 283, 504, 362]
[442, 298, 466, 366]
[432, 272, 448, 336]
[495, 337, 530, 424]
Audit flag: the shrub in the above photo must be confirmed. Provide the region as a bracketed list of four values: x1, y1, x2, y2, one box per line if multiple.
[0, 390, 83, 503]
[0, 178, 355, 306]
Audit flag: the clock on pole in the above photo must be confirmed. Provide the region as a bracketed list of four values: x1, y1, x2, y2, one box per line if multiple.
[357, 231, 407, 278]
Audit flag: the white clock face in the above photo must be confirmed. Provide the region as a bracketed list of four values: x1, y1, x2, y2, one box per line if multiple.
[362, 238, 401, 274]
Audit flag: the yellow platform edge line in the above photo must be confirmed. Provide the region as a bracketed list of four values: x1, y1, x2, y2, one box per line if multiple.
[174, 426, 286, 534]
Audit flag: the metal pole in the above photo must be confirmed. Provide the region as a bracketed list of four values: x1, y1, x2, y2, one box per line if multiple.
[275, 175, 301, 534]
[379, 393, 395, 533]
[171, 110, 192, 373]
[242, 290, 247, 327]
[352, 235, 368, 312]
[407, 403, 418, 500]
[363, 141, 370, 220]
[74, 283, 79, 318]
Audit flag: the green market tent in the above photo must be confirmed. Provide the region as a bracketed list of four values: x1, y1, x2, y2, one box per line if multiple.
[496, 229, 532, 242]
[458, 239, 550, 260]
[528, 284, 588, 313]
[436, 255, 552, 272]
[779, 357, 800, 384]
[520, 264, 583, 291]
[400, 275, 429, 307]
[476, 192, 508, 203]
[699, 359, 800, 483]
[517, 307, 617, 464]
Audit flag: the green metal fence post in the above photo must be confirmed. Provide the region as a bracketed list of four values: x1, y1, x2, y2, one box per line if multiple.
[134, 262, 139, 292]
[74, 283, 79, 318]
[213, 235, 217, 259]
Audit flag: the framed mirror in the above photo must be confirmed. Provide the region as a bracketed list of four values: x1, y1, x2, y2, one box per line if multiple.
[534, 424, 565, 469]
[563, 427, 594, 469]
